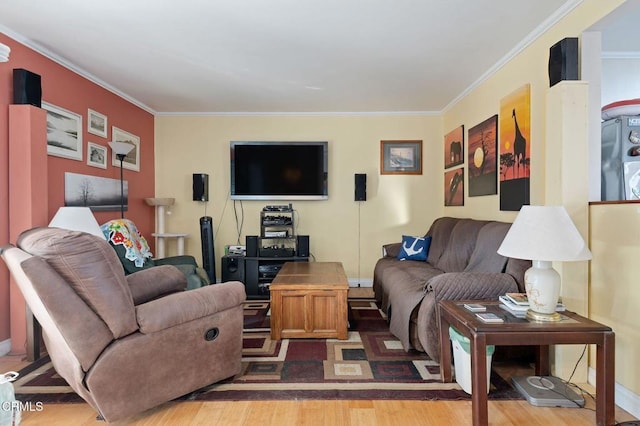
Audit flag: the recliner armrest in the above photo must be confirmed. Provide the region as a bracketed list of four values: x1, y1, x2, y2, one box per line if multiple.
[135, 281, 246, 334]
[126, 265, 187, 305]
[426, 272, 518, 301]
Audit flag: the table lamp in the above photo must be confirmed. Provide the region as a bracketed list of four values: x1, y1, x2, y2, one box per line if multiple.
[108, 141, 134, 218]
[49, 207, 106, 239]
[497, 205, 592, 322]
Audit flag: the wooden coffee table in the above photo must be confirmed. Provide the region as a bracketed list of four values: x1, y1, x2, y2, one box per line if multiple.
[438, 300, 615, 426]
[270, 261, 348, 340]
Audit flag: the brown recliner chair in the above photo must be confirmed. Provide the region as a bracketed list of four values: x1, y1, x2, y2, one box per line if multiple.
[1, 227, 246, 422]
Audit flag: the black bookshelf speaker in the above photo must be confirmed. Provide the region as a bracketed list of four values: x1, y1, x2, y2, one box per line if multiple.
[246, 235, 259, 257]
[200, 216, 215, 282]
[355, 173, 366, 201]
[13, 68, 42, 108]
[548, 37, 579, 87]
[192, 173, 209, 201]
[221, 256, 245, 282]
[296, 235, 309, 257]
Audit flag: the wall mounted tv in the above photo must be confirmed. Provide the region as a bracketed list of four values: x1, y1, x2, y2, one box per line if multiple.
[230, 141, 329, 200]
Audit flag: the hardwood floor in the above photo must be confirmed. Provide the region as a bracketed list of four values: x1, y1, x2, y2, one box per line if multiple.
[1, 354, 637, 425]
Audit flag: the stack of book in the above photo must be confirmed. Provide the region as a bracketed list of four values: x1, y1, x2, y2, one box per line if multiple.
[498, 293, 565, 318]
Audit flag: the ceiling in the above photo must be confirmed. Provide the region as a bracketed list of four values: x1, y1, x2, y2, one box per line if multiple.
[0, 0, 627, 115]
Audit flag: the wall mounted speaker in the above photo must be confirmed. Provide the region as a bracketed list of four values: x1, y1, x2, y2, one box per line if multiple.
[192, 173, 209, 201]
[13, 68, 42, 108]
[548, 37, 579, 87]
[246, 235, 259, 257]
[355, 173, 367, 201]
[296, 235, 310, 257]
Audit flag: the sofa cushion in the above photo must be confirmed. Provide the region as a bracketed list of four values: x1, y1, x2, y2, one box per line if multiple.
[425, 217, 459, 265]
[397, 235, 431, 261]
[18, 228, 138, 338]
[435, 219, 488, 272]
[464, 221, 510, 273]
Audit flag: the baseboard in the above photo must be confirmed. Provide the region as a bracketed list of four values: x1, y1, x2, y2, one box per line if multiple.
[348, 278, 373, 287]
[589, 366, 640, 419]
[0, 339, 11, 356]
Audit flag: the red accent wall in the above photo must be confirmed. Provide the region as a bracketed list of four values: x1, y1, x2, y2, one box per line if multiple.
[0, 34, 155, 349]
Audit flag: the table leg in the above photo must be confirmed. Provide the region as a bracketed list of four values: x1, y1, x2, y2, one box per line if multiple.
[596, 332, 615, 426]
[471, 333, 489, 426]
[439, 313, 453, 383]
[535, 345, 550, 376]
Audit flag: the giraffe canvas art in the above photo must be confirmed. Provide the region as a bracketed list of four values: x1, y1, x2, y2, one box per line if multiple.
[499, 84, 531, 211]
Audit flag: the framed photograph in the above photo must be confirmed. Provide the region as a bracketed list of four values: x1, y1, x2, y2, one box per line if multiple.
[87, 108, 108, 138]
[64, 172, 126, 212]
[380, 140, 423, 175]
[444, 125, 464, 169]
[87, 142, 107, 169]
[42, 102, 83, 161]
[111, 126, 140, 172]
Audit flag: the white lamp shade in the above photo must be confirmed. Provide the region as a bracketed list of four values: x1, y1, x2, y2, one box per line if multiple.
[0, 42, 10, 62]
[49, 207, 106, 239]
[497, 205, 591, 262]
[108, 141, 134, 156]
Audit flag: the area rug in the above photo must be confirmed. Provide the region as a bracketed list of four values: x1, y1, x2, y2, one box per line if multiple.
[12, 299, 521, 403]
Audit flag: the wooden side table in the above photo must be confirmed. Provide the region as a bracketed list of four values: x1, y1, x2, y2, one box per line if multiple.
[270, 262, 348, 340]
[438, 300, 615, 426]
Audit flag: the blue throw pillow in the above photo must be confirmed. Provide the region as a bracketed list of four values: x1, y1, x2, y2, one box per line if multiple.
[397, 235, 431, 261]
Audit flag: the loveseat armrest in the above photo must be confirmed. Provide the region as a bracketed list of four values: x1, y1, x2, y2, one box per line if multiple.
[382, 242, 402, 258]
[126, 265, 187, 305]
[155, 255, 198, 267]
[426, 272, 519, 302]
[135, 281, 246, 334]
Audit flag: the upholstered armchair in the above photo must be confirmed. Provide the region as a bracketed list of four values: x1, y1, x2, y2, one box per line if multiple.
[101, 219, 210, 289]
[1, 227, 245, 422]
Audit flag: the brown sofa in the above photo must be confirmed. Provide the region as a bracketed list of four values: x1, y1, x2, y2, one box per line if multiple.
[1, 227, 246, 422]
[373, 217, 530, 362]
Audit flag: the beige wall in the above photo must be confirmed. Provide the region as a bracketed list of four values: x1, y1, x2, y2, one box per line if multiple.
[154, 114, 442, 282]
[590, 203, 640, 400]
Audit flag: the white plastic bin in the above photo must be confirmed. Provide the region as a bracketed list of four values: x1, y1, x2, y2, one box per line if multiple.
[449, 326, 495, 394]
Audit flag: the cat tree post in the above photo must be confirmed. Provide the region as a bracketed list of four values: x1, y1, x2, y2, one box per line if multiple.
[144, 198, 187, 258]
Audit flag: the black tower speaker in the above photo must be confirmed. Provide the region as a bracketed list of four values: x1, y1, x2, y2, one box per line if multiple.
[200, 216, 216, 282]
[355, 173, 367, 201]
[296, 235, 310, 257]
[246, 235, 259, 257]
[221, 256, 245, 283]
[12, 68, 42, 108]
[192, 173, 209, 201]
[548, 37, 579, 87]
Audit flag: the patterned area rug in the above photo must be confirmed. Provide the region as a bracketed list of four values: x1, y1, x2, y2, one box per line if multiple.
[13, 299, 521, 402]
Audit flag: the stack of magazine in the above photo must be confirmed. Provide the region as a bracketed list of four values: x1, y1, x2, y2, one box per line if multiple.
[498, 293, 566, 318]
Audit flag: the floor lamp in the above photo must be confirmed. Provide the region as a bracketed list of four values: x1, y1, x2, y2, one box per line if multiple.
[108, 141, 134, 218]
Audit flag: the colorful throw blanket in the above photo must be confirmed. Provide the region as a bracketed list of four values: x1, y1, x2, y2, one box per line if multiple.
[101, 219, 152, 267]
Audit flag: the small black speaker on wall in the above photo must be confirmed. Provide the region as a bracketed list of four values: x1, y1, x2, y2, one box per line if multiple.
[355, 173, 367, 201]
[13, 68, 42, 108]
[296, 235, 310, 257]
[246, 235, 259, 257]
[192, 173, 209, 201]
[548, 37, 579, 87]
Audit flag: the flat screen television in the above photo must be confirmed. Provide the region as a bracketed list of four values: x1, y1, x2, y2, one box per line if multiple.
[230, 141, 328, 200]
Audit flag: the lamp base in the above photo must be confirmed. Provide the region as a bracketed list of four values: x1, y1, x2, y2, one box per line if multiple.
[526, 309, 562, 322]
